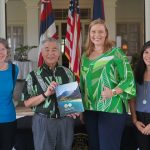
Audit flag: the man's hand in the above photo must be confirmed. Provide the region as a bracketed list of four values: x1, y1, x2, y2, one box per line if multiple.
[67, 113, 80, 119]
[44, 81, 58, 97]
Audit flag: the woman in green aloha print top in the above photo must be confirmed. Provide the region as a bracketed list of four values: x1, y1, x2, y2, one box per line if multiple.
[80, 19, 136, 150]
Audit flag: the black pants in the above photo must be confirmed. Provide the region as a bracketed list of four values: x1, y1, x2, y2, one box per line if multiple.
[136, 111, 150, 150]
[0, 120, 17, 150]
[84, 110, 126, 150]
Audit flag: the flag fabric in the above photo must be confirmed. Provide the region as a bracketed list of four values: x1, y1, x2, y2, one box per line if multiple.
[38, 0, 57, 66]
[65, 0, 82, 81]
[93, 0, 105, 20]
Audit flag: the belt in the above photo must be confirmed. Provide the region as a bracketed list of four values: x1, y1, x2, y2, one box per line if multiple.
[35, 112, 59, 119]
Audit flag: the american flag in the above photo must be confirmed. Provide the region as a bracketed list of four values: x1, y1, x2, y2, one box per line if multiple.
[38, 0, 57, 66]
[65, 0, 82, 81]
[93, 0, 105, 20]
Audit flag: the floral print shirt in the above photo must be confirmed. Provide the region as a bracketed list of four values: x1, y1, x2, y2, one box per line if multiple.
[21, 63, 75, 116]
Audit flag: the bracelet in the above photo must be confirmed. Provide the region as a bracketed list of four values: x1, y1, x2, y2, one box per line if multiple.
[112, 89, 117, 96]
[42, 93, 47, 99]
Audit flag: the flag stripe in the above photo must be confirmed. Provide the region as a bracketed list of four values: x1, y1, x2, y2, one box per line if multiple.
[93, 0, 105, 20]
[38, 1, 57, 66]
[41, 4, 52, 21]
[65, 0, 82, 81]
[40, 9, 55, 35]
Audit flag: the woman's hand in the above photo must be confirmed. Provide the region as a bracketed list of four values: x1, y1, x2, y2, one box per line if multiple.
[142, 123, 150, 135]
[101, 86, 113, 100]
[135, 121, 145, 133]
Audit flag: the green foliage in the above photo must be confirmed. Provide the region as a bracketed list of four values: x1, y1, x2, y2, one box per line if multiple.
[15, 45, 37, 61]
[130, 52, 140, 71]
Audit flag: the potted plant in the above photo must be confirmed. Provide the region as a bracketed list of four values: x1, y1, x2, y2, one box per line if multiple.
[15, 45, 37, 61]
[130, 52, 140, 71]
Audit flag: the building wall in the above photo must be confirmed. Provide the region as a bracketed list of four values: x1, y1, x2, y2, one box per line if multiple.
[116, 0, 144, 21]
[116, 0, 144, 55]
[6, 0, 145, 62]
[7, 0, 27, 43]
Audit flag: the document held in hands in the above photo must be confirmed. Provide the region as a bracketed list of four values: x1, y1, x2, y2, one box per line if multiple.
[55, 81, 84, 117]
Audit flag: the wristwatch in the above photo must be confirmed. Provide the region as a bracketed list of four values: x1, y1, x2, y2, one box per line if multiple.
[112, 89, 117, 96]
[42, 92, 48, 99]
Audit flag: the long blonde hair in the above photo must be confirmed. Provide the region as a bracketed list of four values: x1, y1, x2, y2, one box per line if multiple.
[85, 19, 114, 57]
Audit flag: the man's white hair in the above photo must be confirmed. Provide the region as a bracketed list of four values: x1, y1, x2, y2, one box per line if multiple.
[41, 38, 61, 52]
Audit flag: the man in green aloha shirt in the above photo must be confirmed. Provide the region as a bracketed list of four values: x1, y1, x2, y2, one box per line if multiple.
[21, 38, 78, 150]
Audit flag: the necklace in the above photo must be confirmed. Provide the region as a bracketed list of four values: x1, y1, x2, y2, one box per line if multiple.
[143, 81, 149, 104]
[0, 63, 8, 71]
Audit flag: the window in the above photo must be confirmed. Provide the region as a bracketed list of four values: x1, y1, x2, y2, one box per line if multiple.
[53, 8, 91, 20]
[7, 25, 24, 54]
[117, 23, 140, 56]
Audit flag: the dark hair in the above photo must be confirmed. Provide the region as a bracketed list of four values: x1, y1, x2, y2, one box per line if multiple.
[0, 38, 10, 49]
[0, 38, 11, 61]
[135, 41, 150, 84]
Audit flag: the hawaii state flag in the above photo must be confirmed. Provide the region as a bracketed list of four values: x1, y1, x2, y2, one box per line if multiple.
[93, 0, 105, 20]
[65, 0, 82, 81]
[38, 0, 57, 66]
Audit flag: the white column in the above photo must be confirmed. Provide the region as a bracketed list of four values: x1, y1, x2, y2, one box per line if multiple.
[23, 0, 39, 63]
[0, 0, 6, 38]
[104, 0, 117, 41]
[145, 0, 150, 41]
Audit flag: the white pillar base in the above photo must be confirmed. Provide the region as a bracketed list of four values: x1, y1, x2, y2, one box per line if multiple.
[0, 0, 6, 38]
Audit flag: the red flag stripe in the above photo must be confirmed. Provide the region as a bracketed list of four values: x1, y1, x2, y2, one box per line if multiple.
[65, 0, 82, 81]
[38, 1, 57, 66]
[41, 3, 52, 21]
